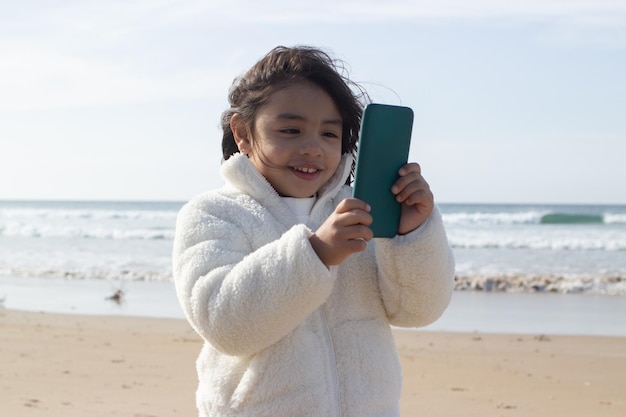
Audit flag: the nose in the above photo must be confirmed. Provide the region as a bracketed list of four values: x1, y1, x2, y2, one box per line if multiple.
[299, 135, 323, 157]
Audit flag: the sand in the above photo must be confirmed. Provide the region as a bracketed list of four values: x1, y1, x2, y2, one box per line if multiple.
[1, 309, 625, 417]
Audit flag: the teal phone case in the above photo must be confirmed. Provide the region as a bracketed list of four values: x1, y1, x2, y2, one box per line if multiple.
[352, 104, 414, 237]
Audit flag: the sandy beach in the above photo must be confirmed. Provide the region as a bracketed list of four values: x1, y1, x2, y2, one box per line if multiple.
[1, 309, 624, 417]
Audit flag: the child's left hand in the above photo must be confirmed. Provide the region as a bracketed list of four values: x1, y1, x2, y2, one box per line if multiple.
[391, 162, 434, 235]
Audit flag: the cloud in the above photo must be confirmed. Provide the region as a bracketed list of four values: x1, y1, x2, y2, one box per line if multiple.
[2, 0, 624, 110]
[190, 0, 626, 26]
[7, 1, 626, 32]
[0, 46, 235, 110]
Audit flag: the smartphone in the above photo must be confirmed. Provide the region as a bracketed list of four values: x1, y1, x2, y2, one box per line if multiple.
[352, 103, 414, 237]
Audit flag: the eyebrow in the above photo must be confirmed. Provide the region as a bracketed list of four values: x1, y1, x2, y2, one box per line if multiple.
[275, 113, 343, 126]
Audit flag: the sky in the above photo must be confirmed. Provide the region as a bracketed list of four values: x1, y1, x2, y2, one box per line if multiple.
[1, 0, 625, 204]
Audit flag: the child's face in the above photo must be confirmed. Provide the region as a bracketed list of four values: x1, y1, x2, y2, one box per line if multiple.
[235, 81, 343, 198]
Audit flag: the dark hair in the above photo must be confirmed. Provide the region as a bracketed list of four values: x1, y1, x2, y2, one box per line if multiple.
[221, 46, 369, 167]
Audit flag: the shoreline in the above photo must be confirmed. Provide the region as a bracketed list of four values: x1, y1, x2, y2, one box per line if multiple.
[2, 275, 626, 336]
[1, 309, 625, 417]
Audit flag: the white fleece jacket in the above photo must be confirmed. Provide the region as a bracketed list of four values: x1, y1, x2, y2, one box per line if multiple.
[172, 153, 455, 417]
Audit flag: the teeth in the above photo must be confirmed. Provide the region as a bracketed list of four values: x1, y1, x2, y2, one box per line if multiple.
[295, 167, 317, 173]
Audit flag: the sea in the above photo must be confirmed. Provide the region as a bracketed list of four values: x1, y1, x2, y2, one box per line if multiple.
[1, 200, 625, 335]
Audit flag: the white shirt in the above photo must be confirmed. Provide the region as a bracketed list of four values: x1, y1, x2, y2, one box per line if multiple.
[282, 196, 316, 224]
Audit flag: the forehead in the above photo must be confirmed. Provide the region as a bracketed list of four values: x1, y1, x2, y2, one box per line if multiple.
[259, 81, 341, 120]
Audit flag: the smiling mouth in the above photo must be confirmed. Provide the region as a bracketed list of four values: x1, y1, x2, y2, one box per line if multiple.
[292, 166, 319, 174]
[290, 166, 322, 180]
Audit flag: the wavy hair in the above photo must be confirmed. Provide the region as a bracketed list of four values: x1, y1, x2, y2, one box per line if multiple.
[221, 46, 369, 179]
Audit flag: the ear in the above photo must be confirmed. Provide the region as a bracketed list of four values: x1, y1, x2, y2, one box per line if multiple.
[230, 113, 252, 155]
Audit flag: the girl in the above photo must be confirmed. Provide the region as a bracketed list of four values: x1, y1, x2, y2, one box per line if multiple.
[173, 46, 455, 417]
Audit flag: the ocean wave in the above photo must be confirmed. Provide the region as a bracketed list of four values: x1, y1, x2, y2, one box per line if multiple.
[443, 210, 626, 226]
[0, 206, 178, 240]
[0, 267, 172, 282]
[0, 207, 178, 221]
[449, 235, 626, 251]
[3, 267, 623, 296]
[0, 223, 174, 240]
[605, 213, 626, 224]
[454, 274, 626, 296]
[443, 211, 544, 226]
[541, 213, 603, 224]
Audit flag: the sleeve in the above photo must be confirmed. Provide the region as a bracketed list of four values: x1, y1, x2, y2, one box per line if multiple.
[374, 205, 456, 328]
[172, 199, 336, 356]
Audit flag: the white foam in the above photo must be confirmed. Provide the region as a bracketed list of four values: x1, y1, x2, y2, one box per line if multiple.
[605, 213, 626, 224]
[0, 221, 174, 239]
[0, 267, 172, 282]
[448, 230, 626, 251]
[0, 206, 177, 240]
[442, 210, 545, 226]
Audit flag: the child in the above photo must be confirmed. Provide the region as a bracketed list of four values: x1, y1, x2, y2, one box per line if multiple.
[173, 46, 455, 417]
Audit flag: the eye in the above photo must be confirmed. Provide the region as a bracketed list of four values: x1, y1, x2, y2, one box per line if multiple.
[323, 131, 340, 138]
[280, 128, 300, 135]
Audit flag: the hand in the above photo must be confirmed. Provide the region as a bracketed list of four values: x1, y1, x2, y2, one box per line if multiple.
[391, 163, 434, 234]
[310, 198, 373, 266]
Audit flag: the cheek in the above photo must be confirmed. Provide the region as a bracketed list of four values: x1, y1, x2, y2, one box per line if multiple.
[326, 146, 343, 172]
[263, 143, 293, 165]
[327, 141, 343, 160]
[248, 142, 297, 176]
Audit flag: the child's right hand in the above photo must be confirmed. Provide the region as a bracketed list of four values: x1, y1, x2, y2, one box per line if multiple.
[309, 198, 373, 267]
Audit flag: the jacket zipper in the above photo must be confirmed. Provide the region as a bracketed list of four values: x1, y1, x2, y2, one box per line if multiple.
[322, 306, 341, 417]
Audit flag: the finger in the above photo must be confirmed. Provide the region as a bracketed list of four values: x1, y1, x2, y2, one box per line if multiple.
[337, 209, 373, 227]
[392, 172, 428, 197]
[344, 237, 368, 253]
[401, 188, 434, 207]
[336, 198, 371, 214]
[395, 177, 431, 203]
[350, 224, 374, 241]
[398, 162, 421, 176]
[340, 224, 374, 243]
